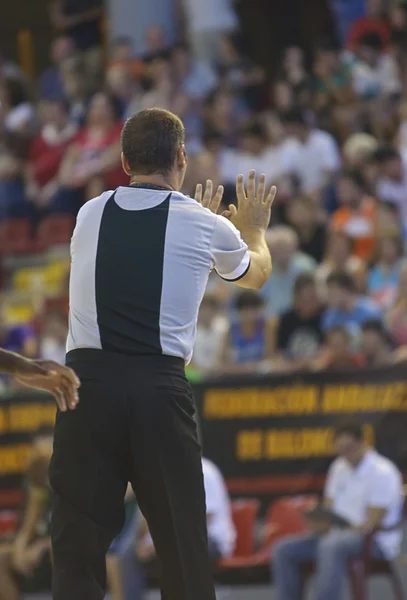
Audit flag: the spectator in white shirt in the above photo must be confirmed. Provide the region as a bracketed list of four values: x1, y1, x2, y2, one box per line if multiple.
[282, 107, 341, 196]
[193, 294, 229, 376]
[375, 147, 407, 226]
[181, 0, 238, 64]
[113, 458, 235, 600]
[273, 420, 403, 600]
[350, 32, 401, 99]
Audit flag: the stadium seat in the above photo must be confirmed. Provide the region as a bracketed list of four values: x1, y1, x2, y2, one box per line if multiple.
[0, 219, 32, 254]
[34, 215, 75, 251]
[218, 499, 260, 568]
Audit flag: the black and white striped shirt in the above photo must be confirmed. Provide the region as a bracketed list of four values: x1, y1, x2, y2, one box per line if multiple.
[67, 184, 250, 363]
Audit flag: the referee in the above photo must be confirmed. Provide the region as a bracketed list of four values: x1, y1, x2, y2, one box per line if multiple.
[49, 108, 275, 600]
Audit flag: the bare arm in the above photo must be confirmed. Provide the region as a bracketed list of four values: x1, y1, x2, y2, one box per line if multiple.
[228, 172, 275, 291]
[59, 144, 81, 187]
[354, 507, 386, 534]
[13, 486, 44, 555]
[51, 0, 102, 31]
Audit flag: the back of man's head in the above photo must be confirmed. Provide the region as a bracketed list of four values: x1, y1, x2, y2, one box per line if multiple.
[121, 108, 185, 176]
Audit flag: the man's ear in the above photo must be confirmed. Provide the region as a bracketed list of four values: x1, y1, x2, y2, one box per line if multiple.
[121, 152, 131, 176]
[177, 144, 187, 169]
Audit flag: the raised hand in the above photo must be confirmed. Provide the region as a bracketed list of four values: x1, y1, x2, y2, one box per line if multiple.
[227, 170, 276, 233]
[194, 180, 224, 214]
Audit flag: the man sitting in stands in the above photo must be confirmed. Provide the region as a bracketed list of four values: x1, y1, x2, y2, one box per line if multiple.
[272, 420, 403, 600]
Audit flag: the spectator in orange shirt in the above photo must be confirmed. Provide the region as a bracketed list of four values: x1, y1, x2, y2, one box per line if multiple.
[346, 0, 391, 52]
[331, 170, 376, 260]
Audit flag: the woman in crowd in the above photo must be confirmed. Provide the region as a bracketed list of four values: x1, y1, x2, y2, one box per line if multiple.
[368, 234, 403, 309]
[51, 92, 126, 214]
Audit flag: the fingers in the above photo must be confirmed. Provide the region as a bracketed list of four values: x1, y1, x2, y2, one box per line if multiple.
[228, 204, 238, 218]
[210, 184, 224, 214]
[246, 169, 256, 203]
[52, 386, 67, 412]
[60, 376, 79, 410]
[202, 179, 213, 208]
[194, 183, 202, 204]
[235, 174, 246, 206]
[264, 185, 277, 209]
[257, 173, 266, 204]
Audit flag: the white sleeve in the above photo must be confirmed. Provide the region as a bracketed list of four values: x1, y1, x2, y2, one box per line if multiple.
[369, 469, 400, 509]
[210, 215, 250, 282]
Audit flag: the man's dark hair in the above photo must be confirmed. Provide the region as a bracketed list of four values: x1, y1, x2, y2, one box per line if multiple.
[294, 273, 315, 295]
[326, 271, 355, 293]
[333, 419, 364, 441]
[373, 147, 401, 164]
[361, 319, 393, 345]
[282, 106, 307, 126]
[339, 168, 365, 190]
[359, 32, 383, 51]
[121, 108, 185, 175]
[235, 291, 265, 311]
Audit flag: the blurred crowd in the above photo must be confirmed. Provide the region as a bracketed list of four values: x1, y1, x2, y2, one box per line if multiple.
[1, 0, 407, 383]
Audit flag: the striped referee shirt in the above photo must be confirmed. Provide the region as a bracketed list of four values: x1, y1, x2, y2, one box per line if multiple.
[67, 184, 250, 364]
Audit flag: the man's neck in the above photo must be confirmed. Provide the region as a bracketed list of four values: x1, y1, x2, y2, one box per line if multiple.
[130, 174, 176, 191]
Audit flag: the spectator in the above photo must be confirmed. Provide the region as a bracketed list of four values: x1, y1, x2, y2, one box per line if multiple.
[39, 310, 69, 364]
[346, 0, 390, 52]
[182, 0, 238, 64]
[217, 34, 265, 110]
[0, 77, 35, 134]
[368, 234, 403, 309]
[342, 132, 378, 167]
[25, 98, 77, 211]
[50, 0, 103, 53]
[322, 272, 381, 338]
[53, 92, 125, 214]
[330, 0, 366, 44]
[273, 419, 403, 600]
[331, 169, 376, 260]
[361, 319, 394, 366]
[274, 274, 325, 366]
[315, 325, 363, 370]
[282, 107, 341, 197]
[386, 259, 407, 346]
[59, 56, 91, 125]
[203, 88, 250, 147]
[192, 294, 228, 376]
[261, 226, 316, 317]
[317, 232, 367, 299]
[313, 42, 355, 136]
[285, 195, 326, 263]
[114, 457, 235, 600]
[279, 47, 310, 94]
[0, 428, 53, 600]
[350, 32, 401, 98]
[271, 80, 295, 114]
[38, 36, 76, 100]
[172, 44, 218, 103]
[218, 291, 274, 373]
[375, 148, 407, 226]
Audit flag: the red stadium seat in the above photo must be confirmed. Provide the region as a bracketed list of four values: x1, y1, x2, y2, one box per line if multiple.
[218, 499, 260, 569]
[0, 219, 32, 254]
[34, 214, 75, 251]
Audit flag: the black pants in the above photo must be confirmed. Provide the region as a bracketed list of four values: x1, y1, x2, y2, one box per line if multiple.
[49, 349, 215, 600]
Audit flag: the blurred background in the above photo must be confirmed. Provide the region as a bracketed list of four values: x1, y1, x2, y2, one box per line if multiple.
[1, 0, 407, 598]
